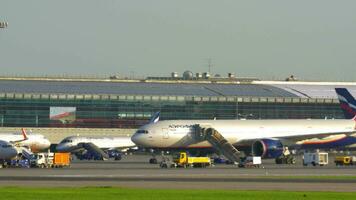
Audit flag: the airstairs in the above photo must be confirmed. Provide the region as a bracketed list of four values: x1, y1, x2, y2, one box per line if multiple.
[21, 148, 34, 160]
[77, 142, 109, 160]
[194, 124, 241, 164]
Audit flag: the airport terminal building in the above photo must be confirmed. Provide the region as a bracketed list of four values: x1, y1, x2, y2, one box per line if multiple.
[0, 78, 355, 128]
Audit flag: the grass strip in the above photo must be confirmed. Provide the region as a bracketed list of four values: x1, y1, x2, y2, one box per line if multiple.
[1, 187, 356, 200]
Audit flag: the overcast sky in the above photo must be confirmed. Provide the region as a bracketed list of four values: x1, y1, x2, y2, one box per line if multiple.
[1, 0, 356, 81]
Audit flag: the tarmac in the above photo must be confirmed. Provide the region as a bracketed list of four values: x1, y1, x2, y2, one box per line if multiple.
[0, 155, 356, 191]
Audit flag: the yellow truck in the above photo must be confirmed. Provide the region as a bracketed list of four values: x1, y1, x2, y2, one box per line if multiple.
[334, 156, 356, 166]
[160, 152, 211, 168]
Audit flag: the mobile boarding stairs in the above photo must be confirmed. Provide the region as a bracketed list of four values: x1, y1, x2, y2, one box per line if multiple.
[193, 124, 241, 164]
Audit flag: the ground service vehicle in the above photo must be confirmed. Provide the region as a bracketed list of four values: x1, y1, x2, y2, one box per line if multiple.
[238, 156, 262, 168]
[30, 152, 70, 168]
[303, 152, 328, 166]
[160, 152, 211, 168]
[174, 152, 211, 168]
[275, 154, 296, 164]
[10, 159, 30, 168]
[334, 156, 356, 166]
[275, 147, 296, 164]
[53, 153, 71, 167]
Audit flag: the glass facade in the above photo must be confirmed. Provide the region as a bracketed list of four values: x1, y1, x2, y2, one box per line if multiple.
[0, 93, 344, 128]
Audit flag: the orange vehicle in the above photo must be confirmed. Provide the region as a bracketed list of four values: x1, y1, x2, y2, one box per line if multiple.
[53, 153, 71, 167]
[30, 152, 71, 168]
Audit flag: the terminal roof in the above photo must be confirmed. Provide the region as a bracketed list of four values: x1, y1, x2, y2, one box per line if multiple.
[1, 80, 356, 98]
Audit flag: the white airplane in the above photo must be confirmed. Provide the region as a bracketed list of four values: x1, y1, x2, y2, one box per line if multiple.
[131, 115, 356, 159]
[0, 128, 51, 153]
[0, 140, 18, 160]
[0, 129, 51, 167]
[56, 135, 137, 154]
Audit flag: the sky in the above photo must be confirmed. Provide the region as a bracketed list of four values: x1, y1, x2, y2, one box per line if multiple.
[1, 0, 356, 81]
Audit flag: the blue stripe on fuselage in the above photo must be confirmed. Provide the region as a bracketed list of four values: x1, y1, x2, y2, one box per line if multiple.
[300, 136, 356, 149]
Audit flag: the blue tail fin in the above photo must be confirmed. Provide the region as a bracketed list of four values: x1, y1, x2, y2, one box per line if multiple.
[149, 112, 160, 124]
[335, 88, 356, 119]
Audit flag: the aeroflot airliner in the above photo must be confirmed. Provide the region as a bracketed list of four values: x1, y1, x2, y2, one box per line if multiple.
[132, 89, 356, 158]
[336, 88, 356, 120]
[56, 136, 136, 152]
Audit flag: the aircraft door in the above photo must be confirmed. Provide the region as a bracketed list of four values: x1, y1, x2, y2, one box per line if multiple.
[162, 128, 169, 139]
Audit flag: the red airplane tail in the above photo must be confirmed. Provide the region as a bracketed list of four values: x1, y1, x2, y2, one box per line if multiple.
[21, 128, 28, 140]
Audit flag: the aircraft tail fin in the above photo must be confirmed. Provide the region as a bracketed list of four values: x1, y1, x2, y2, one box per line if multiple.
[9, 128, 29, 144]
[149, 112, 160, 124]
[335, 88, 356, 119]
[21, 128, 29, 140]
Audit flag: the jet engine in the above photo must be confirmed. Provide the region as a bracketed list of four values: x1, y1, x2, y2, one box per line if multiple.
[251, 139, 284, 158]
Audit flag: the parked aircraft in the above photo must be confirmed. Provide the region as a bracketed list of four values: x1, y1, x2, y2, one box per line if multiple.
[335, 88, 356, 119]
[0, 128, 51, 152]
[131, 113, 356, 161]
[56, 135, 137, 160]
[0, 129, 50, 167]
[0, 140, 18, 160]
[57, 136, 136, 152]
[335, 88, 356, 149]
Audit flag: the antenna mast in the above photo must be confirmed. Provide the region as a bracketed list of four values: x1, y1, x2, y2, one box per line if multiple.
[207, 57, 212, 74]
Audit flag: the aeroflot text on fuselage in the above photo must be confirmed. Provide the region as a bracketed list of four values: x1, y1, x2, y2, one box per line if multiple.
[168, 125, 194, 129]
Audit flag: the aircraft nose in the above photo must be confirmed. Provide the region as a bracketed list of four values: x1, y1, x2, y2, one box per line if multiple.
[131, 133, 145, 146]
[56, 143, 66, 152]
[10, 147, 18, 157]
[44, 140, 51, 149]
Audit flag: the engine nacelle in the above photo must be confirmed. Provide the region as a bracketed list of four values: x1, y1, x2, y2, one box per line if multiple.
[252, 139, 284, 158]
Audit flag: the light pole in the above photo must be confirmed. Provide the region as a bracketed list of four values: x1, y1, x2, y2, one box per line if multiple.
[1, 21, 8, 125]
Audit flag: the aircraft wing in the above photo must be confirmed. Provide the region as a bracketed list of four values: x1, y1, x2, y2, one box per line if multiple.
[235, 130, 356, 147]
[109, 145, 138, 152]
[275, 130, 356, 142]
[9, 128, 29, 144]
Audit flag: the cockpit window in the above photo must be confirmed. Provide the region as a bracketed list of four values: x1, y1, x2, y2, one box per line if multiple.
[1, 145, 13, 148]
[136, 130, 148, 134]
[61, 139, 73, 143]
